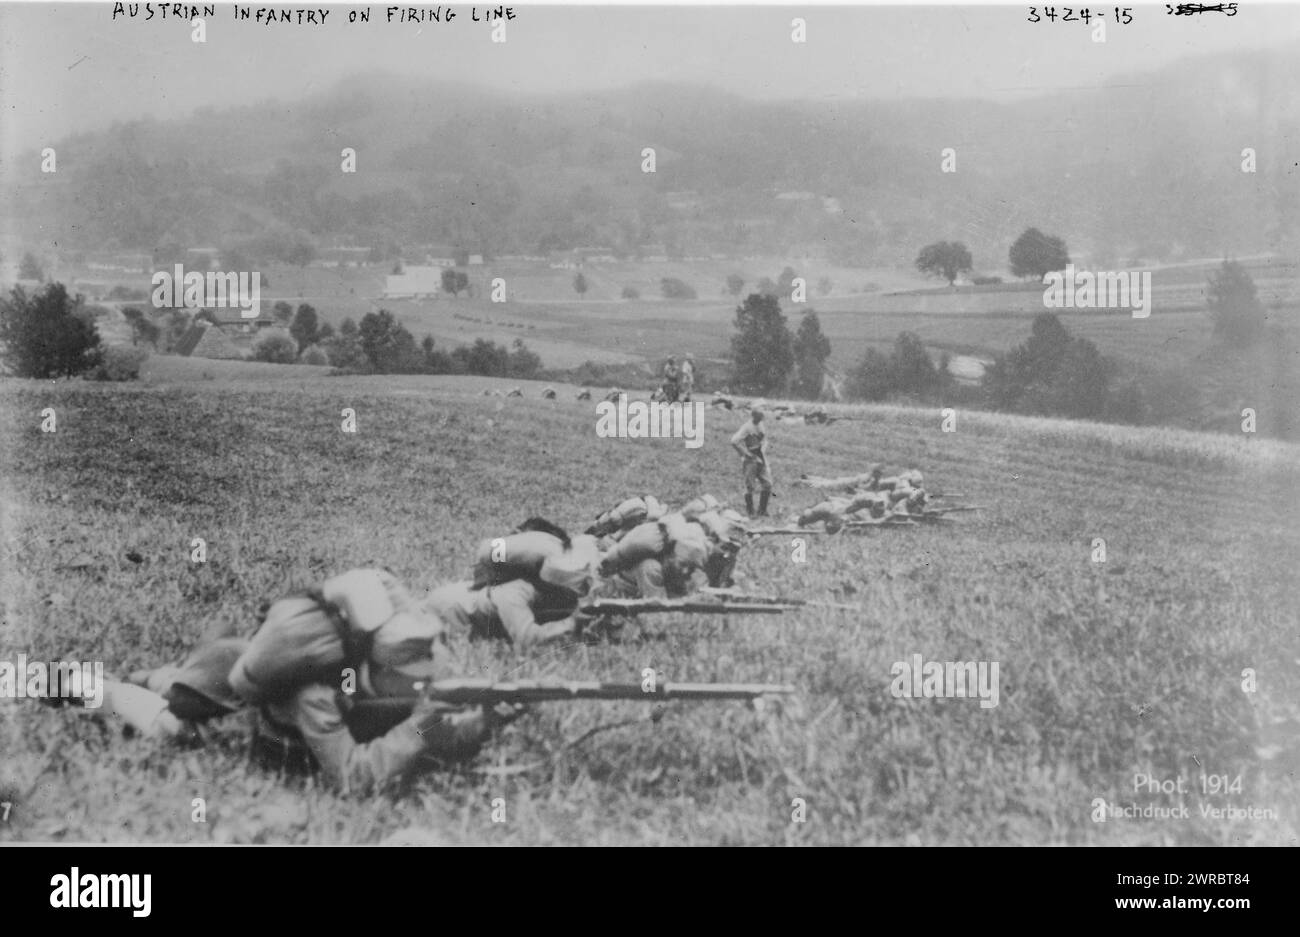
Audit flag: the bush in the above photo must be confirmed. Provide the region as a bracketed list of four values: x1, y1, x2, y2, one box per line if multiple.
[251, 332, 299, 364]
[1208, 260, 1267, 346]
[621, 286, 640, 300]
[299, 344, 329, 366]
[661, 278, 697, 300]
[93, 345, 148, 382]
[972, 276, 1003, 286]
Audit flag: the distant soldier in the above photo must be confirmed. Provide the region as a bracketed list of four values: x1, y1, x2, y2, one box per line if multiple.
[679, 354, 696, 401]
[662, 356, 681, 402]
[799, 465, 884, 492]
[506, 387, 523, 398]
[576, 388, 593, 401]
[603, 387, 624, 403]
[541, 386, 557, 400]
[730, 407, 773, 517]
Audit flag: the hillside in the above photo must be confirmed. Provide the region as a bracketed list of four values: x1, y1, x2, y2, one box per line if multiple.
[5, 40, 1299, 269]
[2, 372, 1297, 844]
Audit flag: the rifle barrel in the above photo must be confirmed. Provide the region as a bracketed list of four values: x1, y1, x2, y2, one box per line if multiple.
[423, 678, 795, 704]
[582, 599, 791, 615]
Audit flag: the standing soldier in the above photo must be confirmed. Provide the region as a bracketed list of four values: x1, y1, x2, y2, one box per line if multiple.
[662, 355, 681, 402]
[730, 406, 773, 517]
[679, 354, 696, 401]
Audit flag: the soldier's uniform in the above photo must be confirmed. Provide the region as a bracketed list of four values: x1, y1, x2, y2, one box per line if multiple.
[679, 356, 695, 401]
[662, 357, 681, 400]
[693, 508, 748, 588]
[731, 410, 773, 516]
[422, 579, 580, 648]
[230, 569, 501, 795]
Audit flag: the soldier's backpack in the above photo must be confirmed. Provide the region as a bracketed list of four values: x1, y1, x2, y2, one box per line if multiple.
[228, 569, 431, 704]
[471, 530, 569, 589]
[599, 513, 709, 575]
[585, 496, 666, 538]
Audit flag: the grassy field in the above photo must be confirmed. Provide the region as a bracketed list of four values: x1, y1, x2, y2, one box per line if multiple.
[2, 370, 1298, 845]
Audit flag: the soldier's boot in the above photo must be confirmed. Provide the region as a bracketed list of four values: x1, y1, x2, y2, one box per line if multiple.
[757, 491, 770, 516]
[744, 494, 755, 517]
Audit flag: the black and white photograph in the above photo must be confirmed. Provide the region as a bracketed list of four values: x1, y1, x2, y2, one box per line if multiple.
[1, 0, 1298, 870]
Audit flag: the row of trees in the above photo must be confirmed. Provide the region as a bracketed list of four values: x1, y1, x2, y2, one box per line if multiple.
[252, 307, 543, 379]
[915, 227, 1072, 285]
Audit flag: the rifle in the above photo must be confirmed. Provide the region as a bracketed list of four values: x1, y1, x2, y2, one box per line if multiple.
[841, 515, 920, 530]
[699, 587, 861, 612]
[418, 677, 796, 704]
[579, 597, 793, 616]
[894, 506, 986, 522]
[342, 678, 795, 741]
[745, 526, 827, 536]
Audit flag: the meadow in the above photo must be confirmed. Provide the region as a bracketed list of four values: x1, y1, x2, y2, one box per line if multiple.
[2, 368, 1298, 845]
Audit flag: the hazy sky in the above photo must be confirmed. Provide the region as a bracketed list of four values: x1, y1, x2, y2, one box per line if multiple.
[2, 1, 1299, 144]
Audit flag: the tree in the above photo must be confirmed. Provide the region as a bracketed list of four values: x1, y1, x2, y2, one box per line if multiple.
[915, 241, 973, 286]
[1008, 228, 1070, 280]
[792, 310, 832, 399]
[508, 338, 542, 378]
[19, 252, 45, 282]
[1047, 336, 1112, 419]
[621, 286, 640, 300]
[441, 268, 470, 298]
[730, 293, 794, 394]
[393, 261, 405, 276]
[777, 266, 798, 299]
[0, 283, 103, 378]
[251, 333, 298, 364]
[573, 272, 588, 296]
[726, 274, 745, 297]
[358, 309, 420, 373]
[290, 303, 321, 352]
[324, 323, 367, 371]
[122, 306, 145, 345]
[817, 277, 833, 297]
[755, 277, 777, 297]
[984, 313, 1114, 418]
[272, 301, 294, 326]
[849, 347, 893, 401]
[1207, 259, 1267, 346]
[661, 277, 697, 300]
[888, 332, 939, 396]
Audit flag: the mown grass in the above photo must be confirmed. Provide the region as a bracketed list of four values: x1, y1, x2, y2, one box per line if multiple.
[1, 375, 1298, 845]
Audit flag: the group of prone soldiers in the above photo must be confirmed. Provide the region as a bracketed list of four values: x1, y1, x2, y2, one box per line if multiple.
[793, 466, 931, 532]
[74, 492, 755, 796]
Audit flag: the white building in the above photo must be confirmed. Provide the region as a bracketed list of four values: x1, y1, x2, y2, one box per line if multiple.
[383, 266, 449, 299]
